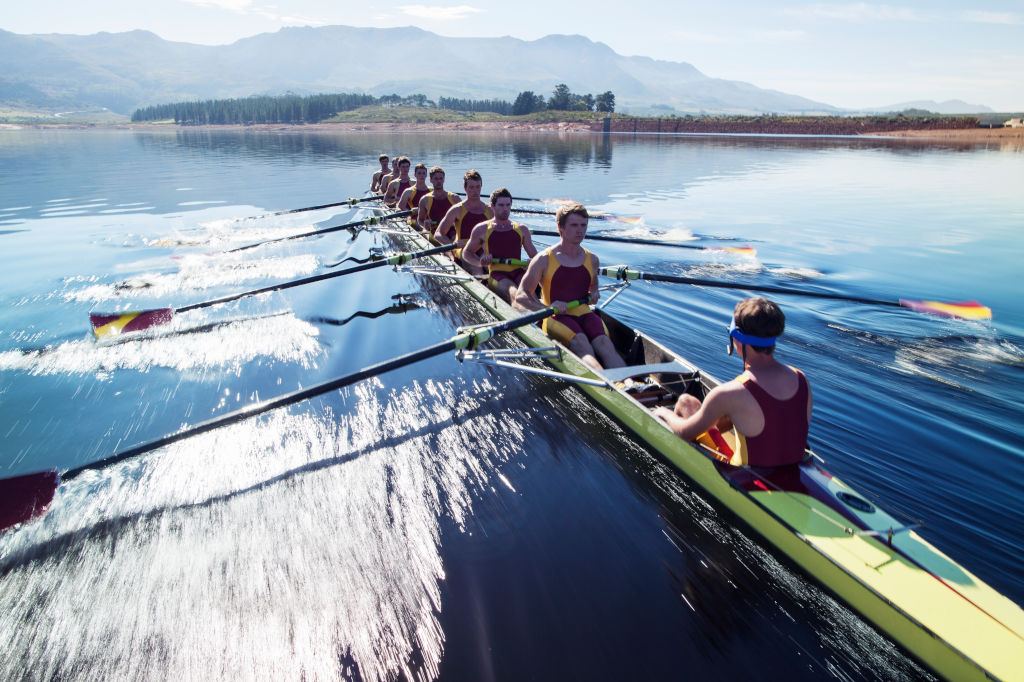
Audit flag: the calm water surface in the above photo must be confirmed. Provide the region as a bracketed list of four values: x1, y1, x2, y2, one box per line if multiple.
[0, 128, 1021, 680]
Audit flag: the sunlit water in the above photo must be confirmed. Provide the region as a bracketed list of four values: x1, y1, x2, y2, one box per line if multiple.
[0, 128, 1021, 680]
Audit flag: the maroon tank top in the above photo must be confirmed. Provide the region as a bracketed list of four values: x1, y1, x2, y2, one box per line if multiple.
[740, 371, 809, 467]
[486, 225, 523, 259]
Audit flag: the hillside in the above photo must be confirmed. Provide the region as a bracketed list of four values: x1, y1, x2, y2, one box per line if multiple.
[0, 25, 837, 117]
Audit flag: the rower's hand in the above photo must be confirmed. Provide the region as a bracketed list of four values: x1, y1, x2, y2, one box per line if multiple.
[587, 290, 599, 305]
[552, 300, 568, 314]
[653, 406, 674, 423]
[479, 253, 493, 266]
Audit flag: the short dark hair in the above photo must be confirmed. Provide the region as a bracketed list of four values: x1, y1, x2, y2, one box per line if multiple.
[378, 153, 389, 162]
[414, 162, 427, 172]
[397, 156, 411, 168]
[490, 187, 512, 204]
[464, 169, 482, 185]
[555, 201, 589, 229]
[734, 297, 785, 354]
[429, 166, 444, 177]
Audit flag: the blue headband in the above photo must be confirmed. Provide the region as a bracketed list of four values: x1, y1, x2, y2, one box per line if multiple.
[728, 319, 777, 347]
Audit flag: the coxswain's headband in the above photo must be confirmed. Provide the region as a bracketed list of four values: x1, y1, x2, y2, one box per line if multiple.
[727, 319, 778, 355]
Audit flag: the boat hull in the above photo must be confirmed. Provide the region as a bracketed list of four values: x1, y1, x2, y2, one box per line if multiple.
[380, 210, 1024, 681]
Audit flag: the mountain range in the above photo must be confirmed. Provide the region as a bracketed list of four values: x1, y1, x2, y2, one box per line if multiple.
[0, 26, 993, 118]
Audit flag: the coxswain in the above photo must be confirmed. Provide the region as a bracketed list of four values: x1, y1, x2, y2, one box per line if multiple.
[370, 153, 389, 193]
[397, 163, 430, 227]
[461, 187, 539, 303]
[653, 297, 812, 468]
[433, 169, 493, 251]
[513, 201, 625, 371]
[417, 166, 459, 235]
[382, 156, 413, 207]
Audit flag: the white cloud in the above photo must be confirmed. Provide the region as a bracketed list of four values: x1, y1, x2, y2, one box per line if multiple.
[397, 5, 485, 20]
[785, 3, 924, 22]
[960, 11, 1022, 25]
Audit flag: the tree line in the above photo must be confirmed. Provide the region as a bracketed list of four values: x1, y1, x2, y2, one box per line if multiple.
[131, 85, 616, 125]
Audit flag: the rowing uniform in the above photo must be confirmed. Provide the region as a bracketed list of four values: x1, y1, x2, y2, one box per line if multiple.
[402, 186, 427, 226]
[445, 203, 492, 243]
[539, 247, 608, 344]
[422, 191, 459, 232]
[385, 177, 411, 206]
[724, 371, 809, 467]
[482, 220, 528, 289]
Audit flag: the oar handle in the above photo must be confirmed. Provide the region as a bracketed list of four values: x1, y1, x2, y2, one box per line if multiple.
[177, 243, 456, 313]
[491, 258, 530, 266]
[245, 195, 385, 221]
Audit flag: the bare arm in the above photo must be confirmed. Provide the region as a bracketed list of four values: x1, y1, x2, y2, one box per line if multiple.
[397, 187, 414, 212]
[521, 227, 538, 258]
[416, 195, 430, 231]
[433, 205, 459, 245]
[654, 385, 734, 440]
[589, 252, 601, 306]
[513, 253, 553, 311]
[461, 223, 489, 268]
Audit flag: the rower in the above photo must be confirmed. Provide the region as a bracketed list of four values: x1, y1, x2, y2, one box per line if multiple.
[377, 156, 400, 201]
[433, 169, 493, 254]
[653, 297, 812, 468]
[417, 166, 459, 235]
[461, 187, 539, 303]
[370, 153, 389, 193]
[382, 156, 413, 207]
[513, 201, 625, 371]
[397, 163, 430, 227]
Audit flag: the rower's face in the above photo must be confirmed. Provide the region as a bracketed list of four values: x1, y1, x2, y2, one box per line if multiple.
[380, 158, 389, 170]
[560, 213, 588, 243]
[399, 162, 411, 176]
[415, 167, 427, 183]
[492, 196, 512, 221]
[465, 179, 482, 199]
[430, 171, 445, 189]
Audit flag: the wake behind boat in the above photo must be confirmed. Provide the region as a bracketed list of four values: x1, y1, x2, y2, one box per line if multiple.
[370, 202, 1024, 682]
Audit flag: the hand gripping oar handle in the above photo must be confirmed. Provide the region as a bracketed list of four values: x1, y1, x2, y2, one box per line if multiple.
[65, 303, 571, 481]
[241, 195, 384, 221]
[601, 266, 992, 320]
[226, 209, 413, 254]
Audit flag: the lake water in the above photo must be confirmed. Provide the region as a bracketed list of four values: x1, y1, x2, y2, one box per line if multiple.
[0, 128, 1021, 680]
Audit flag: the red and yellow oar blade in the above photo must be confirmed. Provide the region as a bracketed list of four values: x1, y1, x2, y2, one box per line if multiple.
[709, 246, 757, 255]
[898, 299, 992, 320]
[90, 308, 174, 339]
[0, 469, 59, 532]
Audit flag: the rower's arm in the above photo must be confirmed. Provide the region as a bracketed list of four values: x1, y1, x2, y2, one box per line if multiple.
[383, 181, 397, 205]
[513, 253, 552, 311]
[589, 252, 601, 306]
[397, 187, 413, 211]
[371, 172, 380, 191]
[462, 224, 489, 267]
[434, 205, 458, 245]
[416, 195, 430, 231]
[521, 228, 539, 258]
[654, 386, 732, 441]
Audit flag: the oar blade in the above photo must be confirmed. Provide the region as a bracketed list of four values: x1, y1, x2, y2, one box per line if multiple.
[709, 246, 757, 255]
[90, 308, 174, 339]
[0, 469, 60, 532]
[899, 299, 992, 320]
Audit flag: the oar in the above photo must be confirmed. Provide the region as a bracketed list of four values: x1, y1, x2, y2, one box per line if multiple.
[526, 228, 755, 255]
[601, 266, 992, 320]
[510, 207, 643, 223]
[236, 195, 384, 222]
[456, 191, 552, 203]
[225, 210, 413, 254]
[89, 243, 456, 338]
[3, 300, 580, 533]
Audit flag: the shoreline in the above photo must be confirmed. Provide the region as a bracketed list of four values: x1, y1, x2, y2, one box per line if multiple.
[3, 120, 1021, 144]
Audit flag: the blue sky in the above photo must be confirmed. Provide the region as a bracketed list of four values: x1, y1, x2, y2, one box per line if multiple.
[4, 0, 1022, 110]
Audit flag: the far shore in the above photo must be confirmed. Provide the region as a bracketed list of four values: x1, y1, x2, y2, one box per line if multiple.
[2, 119, 1022, 146]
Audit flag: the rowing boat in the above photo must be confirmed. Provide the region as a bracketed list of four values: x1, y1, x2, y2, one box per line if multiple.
[371, 205, 1024, 681]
